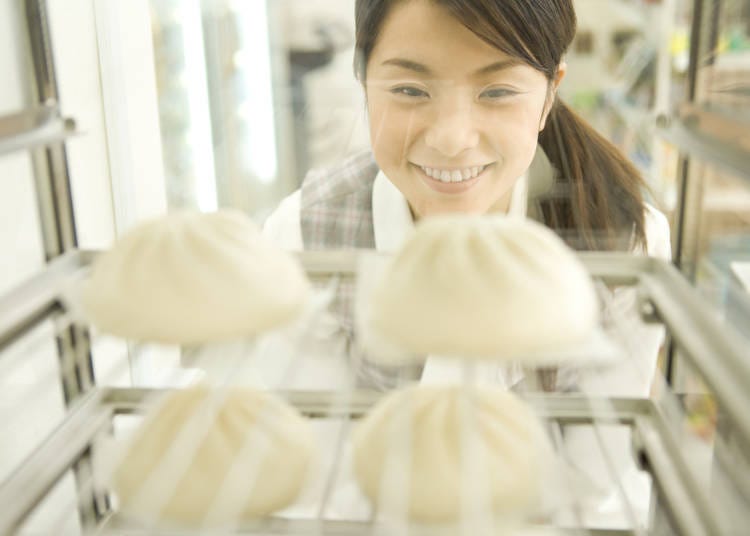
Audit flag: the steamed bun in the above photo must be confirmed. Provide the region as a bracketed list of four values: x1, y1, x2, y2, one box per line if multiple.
[82, 210, 310, 344]
[369, 215, 599, 358]
[112, 386, 314, 524]
[352, 385, 553, 522]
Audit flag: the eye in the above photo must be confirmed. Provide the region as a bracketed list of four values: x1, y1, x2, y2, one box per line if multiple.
[391, 86, 430, 98]
[480, 87, 518, 100]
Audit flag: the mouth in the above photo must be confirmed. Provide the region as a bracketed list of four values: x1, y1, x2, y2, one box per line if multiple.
[411, 163, 493, 195]
[416, 163, 492, 184]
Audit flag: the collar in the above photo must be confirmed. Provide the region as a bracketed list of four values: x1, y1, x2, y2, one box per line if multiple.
[372, 170, 530, 252]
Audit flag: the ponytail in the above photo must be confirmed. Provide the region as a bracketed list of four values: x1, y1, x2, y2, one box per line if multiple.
[537, 100, 648, 252]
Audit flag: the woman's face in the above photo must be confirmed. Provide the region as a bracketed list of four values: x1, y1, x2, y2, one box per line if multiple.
[365, 0, 560, 218]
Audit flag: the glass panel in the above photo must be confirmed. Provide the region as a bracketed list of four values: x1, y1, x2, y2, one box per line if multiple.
[146, 0, 355, 217]
[692, 165, 750, 340]
[665, 345, 750, 534]
[17, 470, 82, 536]
[673, 0, 750, 343]
[695, 0, 750, 112]
[0, 152, 45, 295]
[0, 320, 68, 482]
[114, 0, 369, 218]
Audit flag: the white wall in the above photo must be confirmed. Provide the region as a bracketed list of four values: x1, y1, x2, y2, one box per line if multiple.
[47, 0, 117, 249]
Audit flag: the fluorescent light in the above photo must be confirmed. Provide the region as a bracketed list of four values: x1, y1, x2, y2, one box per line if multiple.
[180, 0, 218, 210]
[230, 0, 278, 183]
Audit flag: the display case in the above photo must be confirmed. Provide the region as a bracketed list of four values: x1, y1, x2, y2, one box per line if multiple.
[1, 0, 749, 534]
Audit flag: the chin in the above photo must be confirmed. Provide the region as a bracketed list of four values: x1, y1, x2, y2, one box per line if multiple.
[418, 203, 489, 218]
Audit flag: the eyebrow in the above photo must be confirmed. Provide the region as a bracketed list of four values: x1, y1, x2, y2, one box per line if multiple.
[381, 58, 521, 76]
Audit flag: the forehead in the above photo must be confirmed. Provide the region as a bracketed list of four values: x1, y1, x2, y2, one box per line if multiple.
[368, 0, 517, 75]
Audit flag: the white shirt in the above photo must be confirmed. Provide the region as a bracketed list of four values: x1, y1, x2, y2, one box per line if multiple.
[264, 170, 670, 259]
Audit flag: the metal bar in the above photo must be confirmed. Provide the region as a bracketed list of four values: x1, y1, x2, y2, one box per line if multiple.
[296, 250, 361, 278]
[102, 387, 649, 423]
[657, 117, 750, 185]
[667, 0, 707, 282]
[0, 389, 110, 535]
[643, 260, 750, 451]
[0, 105, 77, 156]
[99, 513, 633, 535]
[705, 0, 722, 68]
[25, 0, 78, 257]
[577, 252, 648, 284]
[0, 385, 717, 536]
[78, 249, 651, 286]
[589, 420, 646, 536]
[294, 249, 651, 286]
[0, 250, 88, 353]
[316, 419, 350, 521]
[24, 1, 100, 529]
[687, 0, 704, 102]
[634, 413, 723, 536]
[665, 154, 695, 383]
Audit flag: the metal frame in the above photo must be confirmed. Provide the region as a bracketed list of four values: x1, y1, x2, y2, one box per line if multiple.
[656, 0, 739, 383]
[299, 250, 750, 455]
[1, 250, 749, 449]
[2, 0, 745, 532]
[0, 250, 748, 535]
[0, 250, 91, 354]
[0, 388, 724, 536]
[24, 0, 79, 261]
[21, 0, 98, 403]
[0, 105, 77, 156]
[0, 0, 104, 529]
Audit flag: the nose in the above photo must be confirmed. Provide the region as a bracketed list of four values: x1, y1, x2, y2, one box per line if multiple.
[424, 100, 480, 157]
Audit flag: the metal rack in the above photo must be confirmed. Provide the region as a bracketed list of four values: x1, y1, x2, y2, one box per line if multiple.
[0, 105, 76, 156]
[2, 0, 748, 534]
[0, 251, 748, 535]
[1, 2, 99, 532]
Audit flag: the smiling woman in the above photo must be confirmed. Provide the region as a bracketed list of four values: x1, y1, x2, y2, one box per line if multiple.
[362, 1, 555, 217]
[263, 0, 671, 326]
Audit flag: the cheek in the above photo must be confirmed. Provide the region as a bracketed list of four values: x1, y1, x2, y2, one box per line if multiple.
[367, 98, 418, 164]
[486, 103, 545, 155]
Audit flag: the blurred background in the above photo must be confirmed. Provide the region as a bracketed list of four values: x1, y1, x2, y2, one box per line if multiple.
[5, 0, 749, 285]
[3, 0, 749, 285]
[1, 0, 749, 533]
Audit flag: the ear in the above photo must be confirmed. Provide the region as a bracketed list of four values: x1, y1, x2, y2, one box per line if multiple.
[539, 61, 568, 131]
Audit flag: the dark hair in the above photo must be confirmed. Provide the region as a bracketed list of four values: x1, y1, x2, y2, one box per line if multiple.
[354, 0, 648, 251]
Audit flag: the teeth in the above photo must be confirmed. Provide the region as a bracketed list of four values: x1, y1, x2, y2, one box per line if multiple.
[420, 165, 486, 183]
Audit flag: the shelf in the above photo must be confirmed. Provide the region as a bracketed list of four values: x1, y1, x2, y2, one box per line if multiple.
[602, 90, 654, 130]
[0, 250, 91, 353]
[0, 105, 77, 156]
[657, 105, 750, 185]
